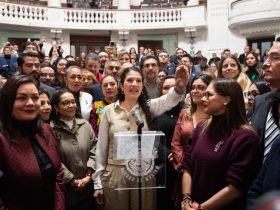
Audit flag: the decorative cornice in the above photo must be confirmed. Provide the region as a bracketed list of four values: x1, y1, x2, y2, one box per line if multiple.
[229, 0, 280, 35]
[234, 20, 280, 36]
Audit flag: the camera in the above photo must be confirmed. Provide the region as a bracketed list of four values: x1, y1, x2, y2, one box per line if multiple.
[109, 41, 116, 47]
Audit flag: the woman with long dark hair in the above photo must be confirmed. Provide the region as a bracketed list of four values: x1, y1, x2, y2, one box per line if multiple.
[0, 75, 64, 210]
[181, 79, 261, 210]
[244, 51, 263, 82]
[93, 65, 189, 210]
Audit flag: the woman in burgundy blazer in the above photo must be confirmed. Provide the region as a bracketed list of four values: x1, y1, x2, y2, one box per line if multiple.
[0, 75, 64, 210]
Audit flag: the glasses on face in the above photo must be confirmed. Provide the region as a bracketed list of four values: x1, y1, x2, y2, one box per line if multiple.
[144, 63, 157, 68]
[40, 73, 55, 77]
[60, 100, 76, 107]
[265, 54, 280, 62]
[69, 75, 83, 81]
[244, 91, 260, 98]
[58, 63, 67, 67]
[108, 66, 121, 71]
[191, 85, 207, 92]
[203, 91, 215, 100]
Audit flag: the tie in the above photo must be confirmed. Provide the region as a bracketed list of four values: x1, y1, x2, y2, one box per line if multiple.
[264, 110, 280, 160]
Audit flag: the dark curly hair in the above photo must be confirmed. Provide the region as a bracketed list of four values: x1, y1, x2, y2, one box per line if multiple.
[118, 66, 153, 129]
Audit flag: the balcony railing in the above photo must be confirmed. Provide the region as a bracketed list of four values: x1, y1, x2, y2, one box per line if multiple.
[0, 2, 206, 30]
[0, 3, 48, 21]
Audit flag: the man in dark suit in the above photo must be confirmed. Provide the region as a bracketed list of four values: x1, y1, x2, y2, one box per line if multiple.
[251, 42, 280, 158]
[0, 46, 17, 78]
[17, 52, 56, 98]
[247, 42, 280, 208]
[238, 45, 250, 65]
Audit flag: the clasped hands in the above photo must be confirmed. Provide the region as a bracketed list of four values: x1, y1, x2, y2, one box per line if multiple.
[69, 176, 92, 191]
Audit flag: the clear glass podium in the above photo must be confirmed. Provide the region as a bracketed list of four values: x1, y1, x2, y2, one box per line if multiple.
[113, 131, 166, 190]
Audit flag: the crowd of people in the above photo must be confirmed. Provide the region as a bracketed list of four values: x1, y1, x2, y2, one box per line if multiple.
[0, 39, 280, 210]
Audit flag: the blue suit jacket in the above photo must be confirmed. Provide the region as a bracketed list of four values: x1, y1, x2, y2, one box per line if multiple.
[0, 56, 17, 78]
[89, 83, 103, 102]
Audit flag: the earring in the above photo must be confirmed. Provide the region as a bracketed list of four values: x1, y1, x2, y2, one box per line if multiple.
[224, 103, 227, 105]
[141, 91, 143, 95]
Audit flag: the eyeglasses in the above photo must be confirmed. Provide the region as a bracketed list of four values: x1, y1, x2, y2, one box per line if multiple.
[191, 85, 207, 92]
[244, 91, 260, 98]
[265, 54, 280, 62]
[60, 100, 76, 107]
[203, 91, 215, 100]
[144, 63, 157, 68]
[69, 75, 83, 81]
[58, 63, 67, 67]
[108, 66, 121, 71]
[40, 73, 55, 77]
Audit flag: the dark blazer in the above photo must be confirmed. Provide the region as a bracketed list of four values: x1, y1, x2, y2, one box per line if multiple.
[89, 83, 103, 102]
[0, 56, 17, 78]
[239, 53, 246, 65]
[251, 92, 272, 153]
[247, 136, 280, 209]
[0, 124, 64, 210]
[40, 82, 56, 99]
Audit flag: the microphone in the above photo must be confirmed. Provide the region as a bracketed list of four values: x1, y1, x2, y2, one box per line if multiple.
[132, 108, 144, 128]
[0, 170, 3, 179]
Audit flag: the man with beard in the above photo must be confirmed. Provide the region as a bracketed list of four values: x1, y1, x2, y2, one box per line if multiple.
[171, 48, 184, 67]
[17, 51, 56, 98]
[0, 46, 18, 78]
[140, 54, 161, 99]
[159, 50, 175, 75]
[98, 51, 109, 74]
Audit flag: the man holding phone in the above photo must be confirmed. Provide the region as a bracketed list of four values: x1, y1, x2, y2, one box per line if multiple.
[0, 45, 18, 78]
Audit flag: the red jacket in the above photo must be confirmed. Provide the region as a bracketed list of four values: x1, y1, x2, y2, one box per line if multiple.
[0, 123, 64, 210]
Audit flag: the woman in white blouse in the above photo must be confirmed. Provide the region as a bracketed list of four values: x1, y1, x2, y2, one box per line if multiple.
[64, 65, 93, 120]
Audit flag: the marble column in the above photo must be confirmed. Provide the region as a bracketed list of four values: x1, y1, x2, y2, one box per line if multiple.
[48, 0, 61, 7]
[118, 0, 130, 10]
[187, 0, 199, 6]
